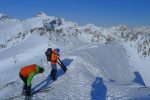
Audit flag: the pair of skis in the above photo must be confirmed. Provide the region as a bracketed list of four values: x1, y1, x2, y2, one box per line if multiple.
[8, 85, 52, 100]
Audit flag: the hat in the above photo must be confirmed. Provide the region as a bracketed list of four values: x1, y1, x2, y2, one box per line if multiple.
[36, 65, 44, 73]
[39, 67, 44, 73]
[56, 48, 60, 53]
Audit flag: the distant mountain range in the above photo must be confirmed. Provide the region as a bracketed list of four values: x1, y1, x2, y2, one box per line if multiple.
[0, 12, 150, 57]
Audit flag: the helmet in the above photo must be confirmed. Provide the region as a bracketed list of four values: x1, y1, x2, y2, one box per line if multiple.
[56, 48, 60, 53]
[39, 67, 44, 73]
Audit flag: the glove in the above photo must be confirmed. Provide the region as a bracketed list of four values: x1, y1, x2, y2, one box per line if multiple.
[26, 86, 31, 96]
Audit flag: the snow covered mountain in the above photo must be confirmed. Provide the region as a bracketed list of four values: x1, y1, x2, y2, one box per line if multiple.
[0, 12, 150, 100]
[1, 13, 150, 57]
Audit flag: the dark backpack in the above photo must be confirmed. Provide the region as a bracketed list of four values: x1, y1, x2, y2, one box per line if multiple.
[45, 48, 52, 61]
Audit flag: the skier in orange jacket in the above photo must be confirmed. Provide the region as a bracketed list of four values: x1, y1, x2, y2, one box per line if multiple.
[50, 48, 60, 81]
[19, 64, 44, 96]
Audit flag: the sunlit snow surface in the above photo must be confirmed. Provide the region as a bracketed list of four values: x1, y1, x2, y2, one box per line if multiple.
[0, 14, 150, 100]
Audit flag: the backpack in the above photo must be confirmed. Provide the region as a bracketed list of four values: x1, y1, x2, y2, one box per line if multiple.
[45, 48, 52, 61]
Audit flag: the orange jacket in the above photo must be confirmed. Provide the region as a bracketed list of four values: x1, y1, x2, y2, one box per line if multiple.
[51, 49, 59, 64]
[20, 64, 37, 78]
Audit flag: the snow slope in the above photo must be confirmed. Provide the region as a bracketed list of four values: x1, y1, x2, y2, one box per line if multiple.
[0, 13, 150, 100]
[0, 33, 150, 99]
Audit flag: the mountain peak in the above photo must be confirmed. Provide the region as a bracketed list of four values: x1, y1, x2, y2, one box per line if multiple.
[36, 12, 48, 17]
[86, 23, 96, 27]
[0, 13, 10, 20]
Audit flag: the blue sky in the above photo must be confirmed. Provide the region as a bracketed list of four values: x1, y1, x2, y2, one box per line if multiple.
[0, 0, 150, 26]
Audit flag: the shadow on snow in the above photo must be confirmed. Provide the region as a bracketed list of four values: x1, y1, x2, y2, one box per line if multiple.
[133, 71, 145, 86]
[91, 77, 107, 100]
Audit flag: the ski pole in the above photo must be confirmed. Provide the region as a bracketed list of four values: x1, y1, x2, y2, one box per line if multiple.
[58, 58, 66, 68]
[58, 62, 67, 72]
[58, 58, 67, 72]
